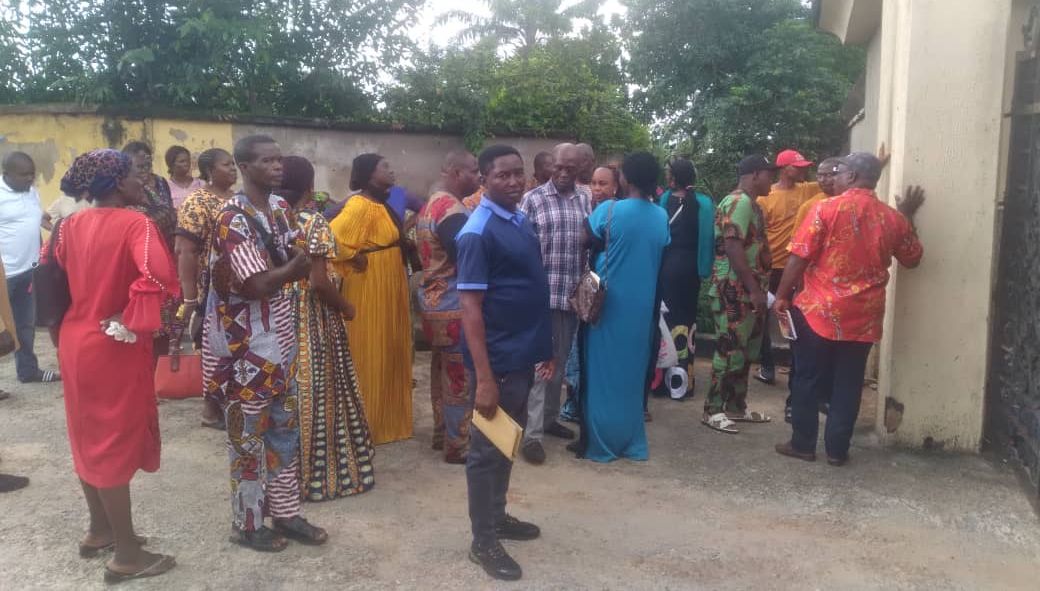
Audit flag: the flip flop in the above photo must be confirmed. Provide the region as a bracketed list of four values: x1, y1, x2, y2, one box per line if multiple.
[22, 370, 61, 384]
[702, 413, 739, 434]
[79, 535, 148, 558]
[729, 410, 772, 423]
[103, 553, 176, 584]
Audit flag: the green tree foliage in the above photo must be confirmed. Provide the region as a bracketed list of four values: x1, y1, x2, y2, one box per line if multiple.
[385, 34, 648, 155]
[437, 0, 601, 57]
[9, 0, 421, 118]
[0, 14, 26, 104]
[624, 0, 864, 196]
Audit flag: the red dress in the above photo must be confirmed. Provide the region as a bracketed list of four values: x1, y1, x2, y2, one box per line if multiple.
[56, 208, 179, 488]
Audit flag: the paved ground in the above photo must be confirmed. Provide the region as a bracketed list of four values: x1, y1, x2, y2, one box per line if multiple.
[1, 334, 1038, 590]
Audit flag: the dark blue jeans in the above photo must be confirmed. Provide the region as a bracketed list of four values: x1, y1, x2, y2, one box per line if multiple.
[7, 271, 39, 382]
[466, 367, 532, 546]
[789, 308, 871, 460]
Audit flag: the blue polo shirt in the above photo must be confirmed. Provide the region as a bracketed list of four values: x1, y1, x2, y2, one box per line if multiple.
[456, 197, 552, 375]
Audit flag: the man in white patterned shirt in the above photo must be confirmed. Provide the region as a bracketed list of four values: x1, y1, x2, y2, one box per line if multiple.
[518, 143, 592, 464]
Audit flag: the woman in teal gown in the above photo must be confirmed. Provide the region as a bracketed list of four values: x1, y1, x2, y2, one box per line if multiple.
[580, 152, 670, 462]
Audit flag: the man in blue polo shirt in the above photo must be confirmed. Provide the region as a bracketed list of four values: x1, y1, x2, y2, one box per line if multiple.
[457, 145, 553, 581]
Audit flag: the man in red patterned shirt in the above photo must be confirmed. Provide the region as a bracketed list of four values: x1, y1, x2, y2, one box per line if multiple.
[772, 152, 924, 466]
[416, 150, 482, 463]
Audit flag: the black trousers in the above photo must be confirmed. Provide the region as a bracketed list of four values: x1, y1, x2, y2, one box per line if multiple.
[466, 368, 533, 546]
[789, 308, 872, 460]
[7, 271, 39, 382]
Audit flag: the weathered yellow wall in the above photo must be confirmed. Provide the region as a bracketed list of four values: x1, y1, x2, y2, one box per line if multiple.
[1, 110, 561, 206]
[150, 119, 234, 179]
[0, 113, 146, 208]
[0, 113, 235, 209]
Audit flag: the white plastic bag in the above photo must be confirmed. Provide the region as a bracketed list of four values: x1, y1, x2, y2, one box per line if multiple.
[656, 312, 678, 369]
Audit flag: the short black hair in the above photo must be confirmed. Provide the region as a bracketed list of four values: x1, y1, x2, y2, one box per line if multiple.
[478, 145, 521, 176]
[668, 158, 697, 188]
[622, 151, 659, 197]
[596, 164, 622, 195]
[1, 151, 33, 172]
[233, 134, 278, 165]
[122, 140, 152, 156]
[164, 145, 191, 173]
[533, 151, 553, 169]
[349, 153, 384, 191]
[841, 152, 883, 189]
[281, 155, 315, 206]
[197, 148, 231, 182]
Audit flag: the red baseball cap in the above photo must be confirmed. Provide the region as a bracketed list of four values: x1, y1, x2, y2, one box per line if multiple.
[775, 149, 813, 168]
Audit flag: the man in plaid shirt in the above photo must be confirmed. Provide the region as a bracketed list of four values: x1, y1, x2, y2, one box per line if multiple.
[518, 143, 592, 464]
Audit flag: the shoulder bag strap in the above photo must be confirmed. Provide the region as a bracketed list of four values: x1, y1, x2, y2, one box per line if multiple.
[229, 204, 286, 267]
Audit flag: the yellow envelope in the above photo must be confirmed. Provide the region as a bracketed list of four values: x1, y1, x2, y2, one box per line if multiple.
[472, 407, 524, 461]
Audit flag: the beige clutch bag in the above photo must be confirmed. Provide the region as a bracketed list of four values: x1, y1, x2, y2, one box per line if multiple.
[472, 407, 523, 460]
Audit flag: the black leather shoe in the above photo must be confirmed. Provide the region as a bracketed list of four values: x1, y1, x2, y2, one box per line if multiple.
[522, 441, 545, 465]
[470, 540, 522, 581]
[545, 421, 575, 440]
[496, 514, 540, 541]
[0, 473, 29, 493]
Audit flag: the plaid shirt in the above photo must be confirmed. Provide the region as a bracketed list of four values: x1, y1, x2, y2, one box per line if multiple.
[520, 181, 592, 310]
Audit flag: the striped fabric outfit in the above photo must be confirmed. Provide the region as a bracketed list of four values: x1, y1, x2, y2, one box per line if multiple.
[203, 193, 302, 532]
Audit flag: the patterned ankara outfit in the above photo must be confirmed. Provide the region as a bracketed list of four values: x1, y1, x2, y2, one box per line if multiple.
[704, 190, 770, 416]
[176, 187, 227, 308]
[203, 192, 303, 532]
[416, 191, 472, 462]
[519, 181, 591, 444]
[291, 204, 375, 501]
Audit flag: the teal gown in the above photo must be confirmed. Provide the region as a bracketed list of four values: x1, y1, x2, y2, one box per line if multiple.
[582, 197, 670, 462]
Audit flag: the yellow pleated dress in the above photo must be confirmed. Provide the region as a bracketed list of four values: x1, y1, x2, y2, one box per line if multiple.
[330, 196, 414, 444]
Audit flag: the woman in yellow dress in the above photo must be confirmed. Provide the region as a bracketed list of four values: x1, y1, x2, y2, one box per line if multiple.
[330, 154, 413, 444]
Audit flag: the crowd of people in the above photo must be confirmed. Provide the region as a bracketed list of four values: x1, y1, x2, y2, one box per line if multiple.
[0, 133, 924, 582]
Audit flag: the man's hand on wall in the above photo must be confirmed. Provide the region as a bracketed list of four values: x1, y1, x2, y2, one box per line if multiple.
[896, 185, 926, 219]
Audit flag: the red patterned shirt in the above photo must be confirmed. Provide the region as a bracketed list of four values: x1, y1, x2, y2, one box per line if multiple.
[790, 188, 923, 343]
[416, 191, 469, 315]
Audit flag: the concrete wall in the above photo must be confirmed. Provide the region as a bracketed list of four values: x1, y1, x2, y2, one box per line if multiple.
[848, 31, 881, 155]
[820, 0, 1022, 451]
[0, 109, 562, 209]
[237, 126, 560, 200]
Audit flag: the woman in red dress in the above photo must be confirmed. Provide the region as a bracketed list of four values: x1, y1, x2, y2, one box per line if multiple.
[55, 149, 179, 583]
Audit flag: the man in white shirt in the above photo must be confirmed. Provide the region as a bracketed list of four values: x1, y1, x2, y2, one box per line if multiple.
[0, 152, 59, 383]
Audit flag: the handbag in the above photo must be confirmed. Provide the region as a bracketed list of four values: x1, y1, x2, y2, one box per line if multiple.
[34, 217, 71, 328]
[155, 329, 203, 399]
[569, 201, 614, 324]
